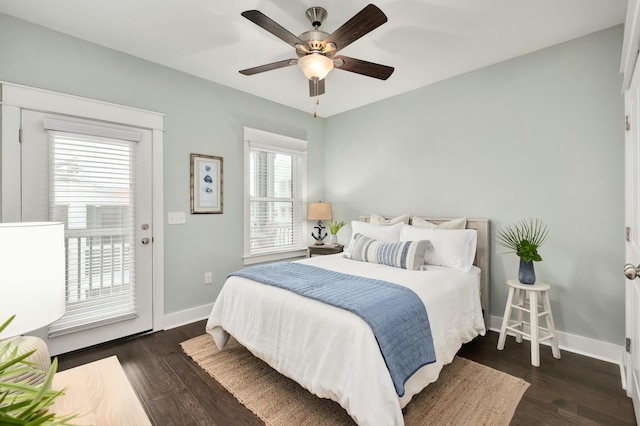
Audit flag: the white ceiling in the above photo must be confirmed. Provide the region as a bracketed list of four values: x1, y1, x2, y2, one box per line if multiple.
[0, 0, 628, 117]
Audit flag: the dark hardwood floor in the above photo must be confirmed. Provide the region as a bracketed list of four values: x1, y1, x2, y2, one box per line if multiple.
[57, 321, 636, 425]
[458, 333, 635, 426]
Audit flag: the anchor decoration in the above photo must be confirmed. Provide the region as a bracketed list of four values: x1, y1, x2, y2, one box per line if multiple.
[307, 201, 332, 246]
[311, 220, 328, 245]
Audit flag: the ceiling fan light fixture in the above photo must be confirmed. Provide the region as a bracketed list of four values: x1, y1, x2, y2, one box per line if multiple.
[298, 53, 333, 80]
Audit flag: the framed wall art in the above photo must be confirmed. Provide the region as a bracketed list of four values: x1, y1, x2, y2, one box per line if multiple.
[190, 153, 223, 214]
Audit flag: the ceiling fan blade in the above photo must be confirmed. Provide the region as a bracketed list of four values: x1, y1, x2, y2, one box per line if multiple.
[309, 78, 325, 97]
[242, 10, 306, 48]
[333, 56, 394, 80]
[323, 4, 388, 53]
[239, 59, 297, 76]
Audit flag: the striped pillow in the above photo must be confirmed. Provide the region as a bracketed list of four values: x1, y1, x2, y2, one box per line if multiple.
[349, 233, 430, 270]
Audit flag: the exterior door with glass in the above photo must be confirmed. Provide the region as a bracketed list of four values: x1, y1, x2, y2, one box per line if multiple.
[20, 110, 153, 356]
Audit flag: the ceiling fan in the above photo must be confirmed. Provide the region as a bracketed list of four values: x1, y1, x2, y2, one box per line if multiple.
[239, 4, 394, 97]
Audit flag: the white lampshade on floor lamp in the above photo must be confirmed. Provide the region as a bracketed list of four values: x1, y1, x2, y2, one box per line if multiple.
[0, 222, 66, 384]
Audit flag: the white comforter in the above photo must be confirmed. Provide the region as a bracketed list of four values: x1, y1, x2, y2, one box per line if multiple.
[206, 254, 486, 426]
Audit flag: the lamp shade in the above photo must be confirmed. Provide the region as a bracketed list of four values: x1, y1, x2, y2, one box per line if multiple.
[298, 54, 334, 80]
[0, 222, 66, 338]
[307, 202, 332, 221]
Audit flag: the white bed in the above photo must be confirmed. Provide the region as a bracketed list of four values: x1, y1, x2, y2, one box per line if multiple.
[206, 217, 490, 426]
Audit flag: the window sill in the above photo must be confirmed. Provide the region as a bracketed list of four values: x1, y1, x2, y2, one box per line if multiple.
[243, 249, 307, 265]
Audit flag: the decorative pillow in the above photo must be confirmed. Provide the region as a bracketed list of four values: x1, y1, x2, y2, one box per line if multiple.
[400, 225, 477, 272]
[411, 217, 467, 230]
[350, 233, 431, 271]
[369, 214, 410, 226]
[344, 221, 404, 256]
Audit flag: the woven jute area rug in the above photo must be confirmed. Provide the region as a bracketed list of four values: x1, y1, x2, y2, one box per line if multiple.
[181, 334, 529, 426]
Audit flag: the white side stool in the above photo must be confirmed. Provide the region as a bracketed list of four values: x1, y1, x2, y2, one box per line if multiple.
[497, 279, 561, 366]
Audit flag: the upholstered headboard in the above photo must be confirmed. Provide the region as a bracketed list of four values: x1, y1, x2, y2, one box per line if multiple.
[358, 216, 491, 329]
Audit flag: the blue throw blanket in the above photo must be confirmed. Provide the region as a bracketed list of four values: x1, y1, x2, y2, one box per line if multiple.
[229, 262, 436, 397]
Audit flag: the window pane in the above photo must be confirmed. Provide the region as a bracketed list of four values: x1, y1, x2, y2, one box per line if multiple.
[48, 132, 137, 337]
[250, 201, 294, 251]
[250, 150, 292, 198]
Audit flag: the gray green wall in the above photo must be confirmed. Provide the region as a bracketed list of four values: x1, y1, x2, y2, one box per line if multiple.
[0, 13, 325, 315]
[325, 25, 625, 345]
[0, 13, 626, 347]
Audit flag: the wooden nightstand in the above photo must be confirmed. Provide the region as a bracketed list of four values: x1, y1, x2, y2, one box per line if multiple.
[308, 244, 344, 257]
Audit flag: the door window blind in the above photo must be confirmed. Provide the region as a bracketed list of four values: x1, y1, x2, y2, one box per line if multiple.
[46, 130, 138, 337]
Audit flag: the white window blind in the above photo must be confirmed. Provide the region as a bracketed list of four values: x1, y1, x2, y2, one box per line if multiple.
[244, 128, 307, 262]
[46, 129, 139, 337]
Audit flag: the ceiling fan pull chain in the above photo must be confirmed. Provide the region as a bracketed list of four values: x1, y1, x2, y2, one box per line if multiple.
[313, 97, 320, 118]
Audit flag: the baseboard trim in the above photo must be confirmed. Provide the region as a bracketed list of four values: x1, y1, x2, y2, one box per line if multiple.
[162, 303, 213, 330]
[489, 315, 624, 367]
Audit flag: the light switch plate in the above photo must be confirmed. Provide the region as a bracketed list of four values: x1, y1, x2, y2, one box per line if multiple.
[168, 212, 186, 225]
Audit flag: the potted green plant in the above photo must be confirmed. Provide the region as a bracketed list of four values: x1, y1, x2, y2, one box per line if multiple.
[496, 218, 548, 284]
[0, 315, 76, 425]
[328, 221, 346, 245]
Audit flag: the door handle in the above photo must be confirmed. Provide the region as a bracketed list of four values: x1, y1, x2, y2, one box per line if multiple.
[624, 263, 640, 280]
[141, 237, 150, 245]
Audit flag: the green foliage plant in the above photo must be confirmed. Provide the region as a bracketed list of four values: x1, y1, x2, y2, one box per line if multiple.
[496, 218, 548, 263]
[328, 221, 346, 235]
[0, 315, 77, 425]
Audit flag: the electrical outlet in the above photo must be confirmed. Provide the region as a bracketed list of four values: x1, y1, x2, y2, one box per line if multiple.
[204, 272, 212, 285]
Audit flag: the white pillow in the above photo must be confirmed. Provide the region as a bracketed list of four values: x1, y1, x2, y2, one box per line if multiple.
[345, 221, 404, 256]
[369, 214, 410, 226]
[400, 225, 477, 272]
[411, 217, 467, 230]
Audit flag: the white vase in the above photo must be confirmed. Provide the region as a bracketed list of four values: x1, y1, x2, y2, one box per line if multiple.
[329, 233, 338, 244]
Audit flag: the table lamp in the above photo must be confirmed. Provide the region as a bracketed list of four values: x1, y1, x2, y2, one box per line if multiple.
[307, 202, 332, 245]
[0, 222, 66, 384]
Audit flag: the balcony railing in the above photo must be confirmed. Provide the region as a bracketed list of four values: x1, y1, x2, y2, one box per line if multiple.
[65, 229, 132, 303]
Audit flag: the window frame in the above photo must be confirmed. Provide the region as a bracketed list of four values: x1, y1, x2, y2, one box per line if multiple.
[243, 127, 308, 265]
